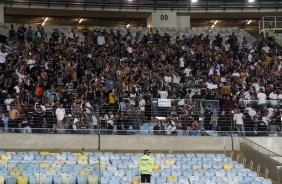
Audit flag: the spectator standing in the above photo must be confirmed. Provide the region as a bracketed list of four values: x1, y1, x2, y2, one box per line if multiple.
[32, 106, 46, 133]
[55, 103, 66, 133]
[104, 111, 114, 134]
[20, 116, 32, 133]
[9, 105, 20, 131]
[233, 109, 245, 136]
[257, 88, 267, 109]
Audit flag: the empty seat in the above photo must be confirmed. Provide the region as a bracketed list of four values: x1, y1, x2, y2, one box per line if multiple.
[77, 175, 88, 184]
[6, 176, 17, 184]
[61, 174, 72, 184]
[0, 176, 4, 184]
[78, 155, 88, 161]
[34, 174, 47, 184]
[17, 176, 28, 184]
[166, 176, 177, 181]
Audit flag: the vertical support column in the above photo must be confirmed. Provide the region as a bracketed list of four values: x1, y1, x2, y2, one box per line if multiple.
[177, 15, 191, 28]
[0, 4, 4, 24]
[147, 10, 177, 28]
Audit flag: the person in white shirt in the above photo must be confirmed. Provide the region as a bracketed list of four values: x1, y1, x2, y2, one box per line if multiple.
[164, 74, 172, 83]
[184, 66, 192, 77]
[245, 106, 257, 120]
[166, 120, 177, 135]
[104, 111, 114, 134]
[91, 112, 99, 129]
[173, 72, 181, 84]
[55, 103, 66, 133]
[72, 117, 79, 131]
[0, 50, 8, 65]
[233, 109, 245, 136]
[138, 95, 146, 112]
[257, 88, 267, 108]
[251, 80, 260, 93]
[261, 44, 270, 53]
[4, 94, 14, 111]
[27, 58, 36, 70]
[97, 33, 105, 46]
[127, 45, 133, 54]
[179, 57, 185, 69]
[158, 89, 168, 99]
[269, 89, 278, 107]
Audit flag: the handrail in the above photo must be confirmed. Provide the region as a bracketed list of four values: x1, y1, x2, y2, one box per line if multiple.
[265, 168, 269, 179]
[243, 157, 247, 167]
[257, 164, 261, 176]
[250, 160, 254, 171]
[242, 137, 282, 157]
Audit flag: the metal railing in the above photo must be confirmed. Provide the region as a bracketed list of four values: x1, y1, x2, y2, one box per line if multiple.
[242, 137, 282, 163]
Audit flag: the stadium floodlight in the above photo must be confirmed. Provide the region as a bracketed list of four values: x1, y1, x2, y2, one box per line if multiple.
[247, 20, 252, 24]
[78, 18, 83, 24]
[41, 17, 48, 26]
[191, 0, 198, 3]
[248, 0, 255, 3]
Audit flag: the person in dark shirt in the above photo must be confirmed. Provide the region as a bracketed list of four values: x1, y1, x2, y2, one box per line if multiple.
[32, 106, 46, 133]
[51, 29, 60, 42]
[244, 112, 254, 136]
[8, 24, 16, 41]
[218, 110, 231, 134]
[45, 108, 56, 132]
[203, 105, 212, 130]
[153, 120, 165, 135]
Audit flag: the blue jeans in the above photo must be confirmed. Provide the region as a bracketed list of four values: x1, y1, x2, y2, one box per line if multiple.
[236, 124, 245, 136]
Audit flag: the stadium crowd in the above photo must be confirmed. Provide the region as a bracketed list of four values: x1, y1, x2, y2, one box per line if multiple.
[0, 24, 281, 135]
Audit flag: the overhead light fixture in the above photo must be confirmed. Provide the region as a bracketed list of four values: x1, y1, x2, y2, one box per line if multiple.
[247, 20, 252, 24]
[248, 0, 255, 3]
[41, 17, 48, 26]
[126, 24, 130, 28]
[214, 20, 218, 25]
[211, 24, 215, 28]
[191, 0, 198, 3]
[78, 18, 83, 24]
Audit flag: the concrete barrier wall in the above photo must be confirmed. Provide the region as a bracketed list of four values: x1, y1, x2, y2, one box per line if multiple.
[100, 135, 239, 152]
[0, 134, 257, 152]
[0, 134, 99, 151]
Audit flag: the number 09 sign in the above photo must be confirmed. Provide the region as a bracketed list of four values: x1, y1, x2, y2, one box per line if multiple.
[160, 14, 168, 21]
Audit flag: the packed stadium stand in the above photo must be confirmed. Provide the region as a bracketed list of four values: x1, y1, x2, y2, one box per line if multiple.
[0, 0, 281, 183]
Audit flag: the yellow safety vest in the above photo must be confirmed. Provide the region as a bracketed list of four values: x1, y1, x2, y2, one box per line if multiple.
[138, 155, 154, 175]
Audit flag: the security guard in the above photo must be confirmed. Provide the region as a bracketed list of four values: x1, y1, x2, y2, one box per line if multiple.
[138, 150, 154, 184]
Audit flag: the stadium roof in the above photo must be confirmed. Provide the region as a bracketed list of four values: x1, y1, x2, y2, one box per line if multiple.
[1, 0, 281, 11]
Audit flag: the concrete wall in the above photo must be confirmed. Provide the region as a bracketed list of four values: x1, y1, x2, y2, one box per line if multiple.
[0, 134, 99, 151]
[244, 137, 282, 155]
[177, 15, 191, 28]
[100, 135, 238, 152]
[0, 134, 240, 152]
[0, 134, 279, 153]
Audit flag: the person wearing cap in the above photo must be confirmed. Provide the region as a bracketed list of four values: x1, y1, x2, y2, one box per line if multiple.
[138, 150, 154, 184]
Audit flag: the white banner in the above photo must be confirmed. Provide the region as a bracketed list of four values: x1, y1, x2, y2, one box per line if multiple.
[158, 99, 171, 107]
